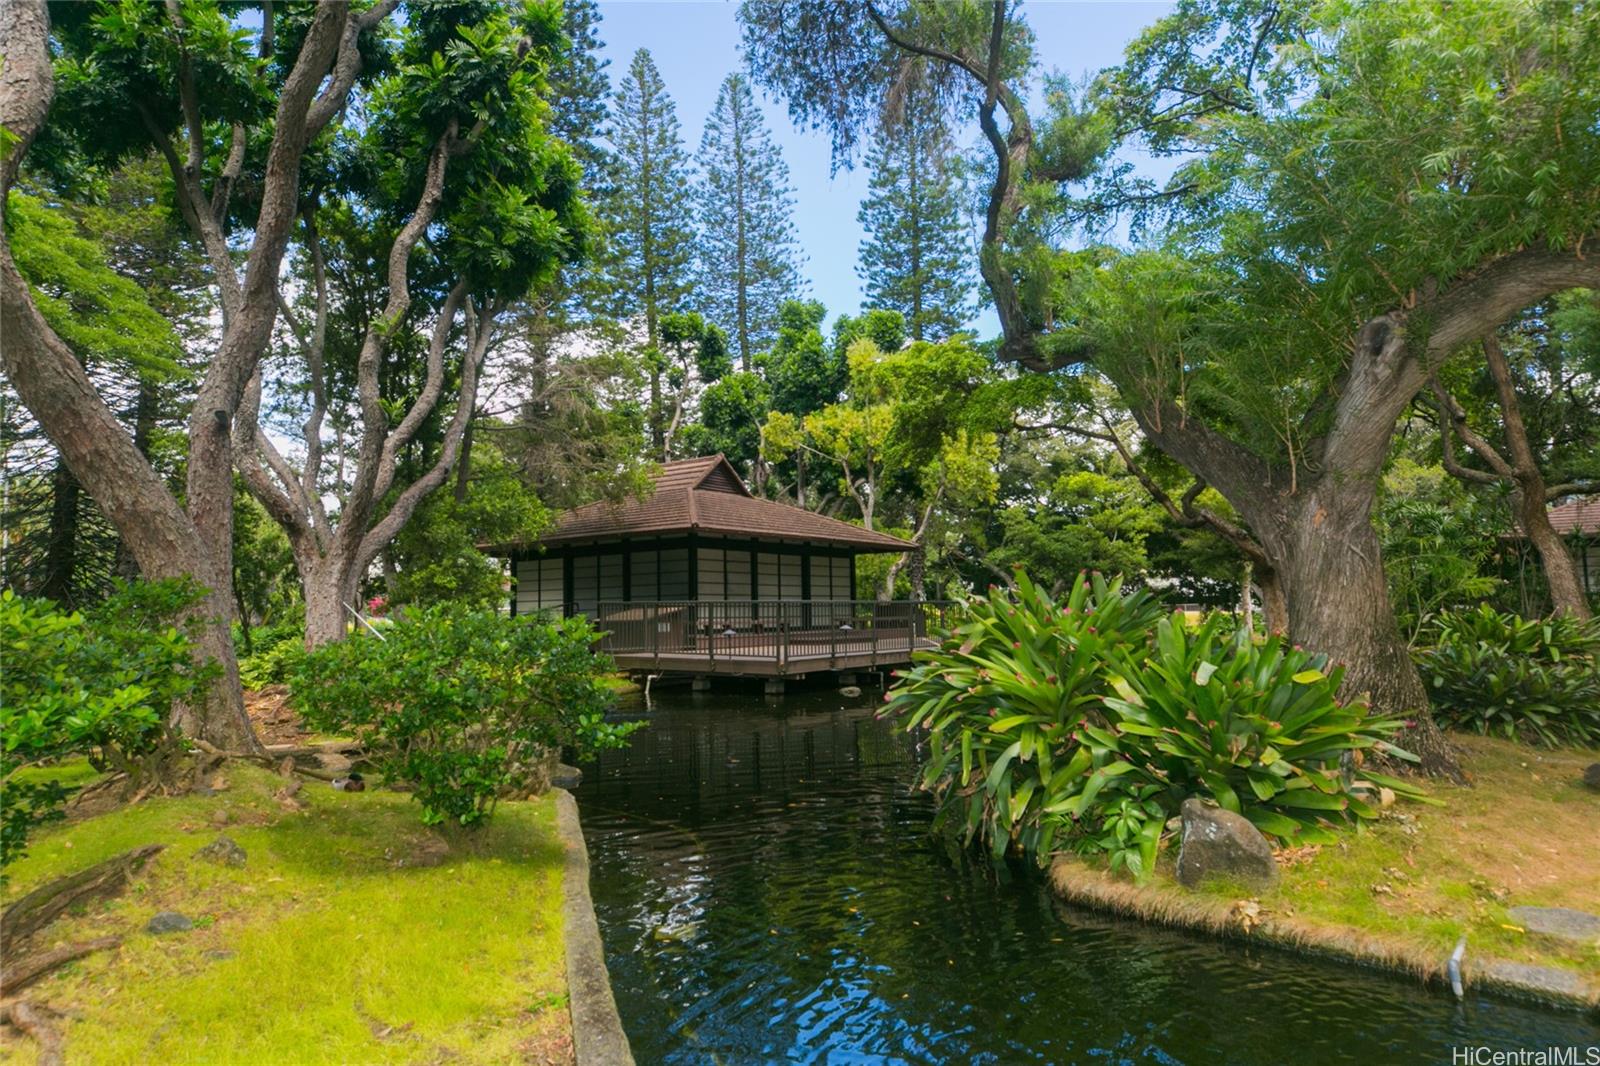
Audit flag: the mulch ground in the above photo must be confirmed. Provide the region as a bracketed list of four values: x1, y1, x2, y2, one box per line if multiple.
[243, 686, 314, 747]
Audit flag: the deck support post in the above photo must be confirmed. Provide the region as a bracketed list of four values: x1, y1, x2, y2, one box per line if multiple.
[763, 678, 785, 697]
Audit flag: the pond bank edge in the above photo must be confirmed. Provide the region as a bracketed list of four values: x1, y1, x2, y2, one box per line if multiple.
[555, 788, 635, 1066]
[1048, 856, 1600, 1017]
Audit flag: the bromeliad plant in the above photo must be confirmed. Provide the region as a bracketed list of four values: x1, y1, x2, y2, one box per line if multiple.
[884, 570, 1432, 881]
[1101, 616, 1429, 847]
[1415, 606, 1600, 747]
[884, 571, 1166, 865]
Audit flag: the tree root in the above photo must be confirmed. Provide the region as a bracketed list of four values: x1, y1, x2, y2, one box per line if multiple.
[0, 846, 161, 958]
[0, 937, 121, 998]
[1, 1000, 65, 1066]
[191, 738, 365, 783]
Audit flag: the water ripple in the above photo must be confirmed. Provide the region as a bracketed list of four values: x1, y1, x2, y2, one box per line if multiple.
[576, 687, 1600, 1065]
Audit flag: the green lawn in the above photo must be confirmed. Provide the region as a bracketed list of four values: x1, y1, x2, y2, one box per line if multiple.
[1, 765, 573, 1065]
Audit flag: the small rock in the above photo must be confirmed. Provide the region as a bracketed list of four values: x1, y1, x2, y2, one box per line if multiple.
[1583, 763, 1600, 792]
[147, 911, 193, 935]
[1506, 905, 1600, 945]
[839, 686, 862, 698]
[210, 808, 231, 827]
[1175, 797, 1279, 890]
[195, 835, 247, 867]
[550, 763, 583, 790]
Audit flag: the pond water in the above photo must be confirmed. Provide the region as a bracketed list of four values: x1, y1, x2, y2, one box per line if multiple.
[573, 685, 1600, 1065]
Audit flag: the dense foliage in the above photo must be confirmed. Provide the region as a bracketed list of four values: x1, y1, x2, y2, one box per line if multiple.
[1416, 606, 1600, 748]
[885, 572, 1423, 879]
[290, 606, 638, 827]
[0, 580, 213, 867]
[235, 621, 308, 689]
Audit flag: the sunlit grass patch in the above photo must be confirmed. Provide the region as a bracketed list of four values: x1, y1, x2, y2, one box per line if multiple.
[1, 765, 570, 1065]
[1053, 735, 1599, 984]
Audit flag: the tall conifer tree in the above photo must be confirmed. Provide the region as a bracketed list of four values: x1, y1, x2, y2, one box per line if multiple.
[602, 49, 697, 450]
[856, 87, 973, 341]
[696, 73, 802, 372]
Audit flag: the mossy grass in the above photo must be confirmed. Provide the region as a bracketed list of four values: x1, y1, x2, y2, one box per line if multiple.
[0, 764, 572, 1065]
[7, 757, 102, 792]
[1051, 734, 1600, 997]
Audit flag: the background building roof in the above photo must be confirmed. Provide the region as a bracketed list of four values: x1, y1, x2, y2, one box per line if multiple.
[1546, 496, 1600, 537]
[489, 455, 914, 553]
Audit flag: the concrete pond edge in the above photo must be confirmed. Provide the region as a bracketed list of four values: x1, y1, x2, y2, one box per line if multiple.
[1048, 857, 1600, 1018]
[555, 788, 635, 1066]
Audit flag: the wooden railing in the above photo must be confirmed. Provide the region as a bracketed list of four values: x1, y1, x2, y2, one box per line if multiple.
[591, 599, 956, 671]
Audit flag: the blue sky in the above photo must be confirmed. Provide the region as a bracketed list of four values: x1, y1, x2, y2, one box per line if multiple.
[593, 1, 1175, 333]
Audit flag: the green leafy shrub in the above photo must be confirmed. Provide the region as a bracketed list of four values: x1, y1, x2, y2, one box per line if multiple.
[0, 580, 214, 867]
[290, 605, 639, 827]
[885, 572, 1166, 865]
[1102, 616, 1425, 847]
[885, 571, 1426, 880]
[236, 620, 306, 689]
[1415, 606, 1600, 747]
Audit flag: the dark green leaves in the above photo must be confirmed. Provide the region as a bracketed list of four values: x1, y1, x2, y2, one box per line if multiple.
[884, 569, 1431, 880]
[1417, 605, 1600, 747]
[289, 605, 638, 828]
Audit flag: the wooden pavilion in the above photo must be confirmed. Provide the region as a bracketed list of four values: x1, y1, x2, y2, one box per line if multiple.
[486, 456, 945, 687]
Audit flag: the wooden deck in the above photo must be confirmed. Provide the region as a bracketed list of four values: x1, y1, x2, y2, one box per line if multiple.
[591, 599, 951, 678]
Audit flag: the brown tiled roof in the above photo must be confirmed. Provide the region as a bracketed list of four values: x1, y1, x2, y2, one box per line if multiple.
[1547, 496, 1600, 536]
[491, 455, 913, 553]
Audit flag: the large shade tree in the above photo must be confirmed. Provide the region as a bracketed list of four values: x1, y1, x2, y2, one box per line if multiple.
[1, 0, 399, 749]
[743, 0, 1600, 774]
[234, 1, 588, 647]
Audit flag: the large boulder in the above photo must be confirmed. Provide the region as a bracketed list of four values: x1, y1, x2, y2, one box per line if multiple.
[1175, 797, 1279, 890]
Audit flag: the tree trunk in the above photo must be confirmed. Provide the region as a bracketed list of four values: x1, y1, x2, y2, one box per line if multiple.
[41, 458, 80, 604]
[113, 378, 160, 581]
[1258, 564, 1289, 637]
[302, 556, 361, 648]
[1481, 335, 1592, 620]
[2, 242, 258, 753]
[907, 547, 926, 602]
[1239, 559, 1254, 632]
[454, 418, 474, 503]
[1517, 488, 1591, 618]
[1280, 482, 1459, 778]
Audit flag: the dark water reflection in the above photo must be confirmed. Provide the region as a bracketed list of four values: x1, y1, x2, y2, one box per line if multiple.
[574, 685, 1599, 1065]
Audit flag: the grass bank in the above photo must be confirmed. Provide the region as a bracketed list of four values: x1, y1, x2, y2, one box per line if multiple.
[0, 764, 573, 1065]
[1049, 735, 1600, 1009]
